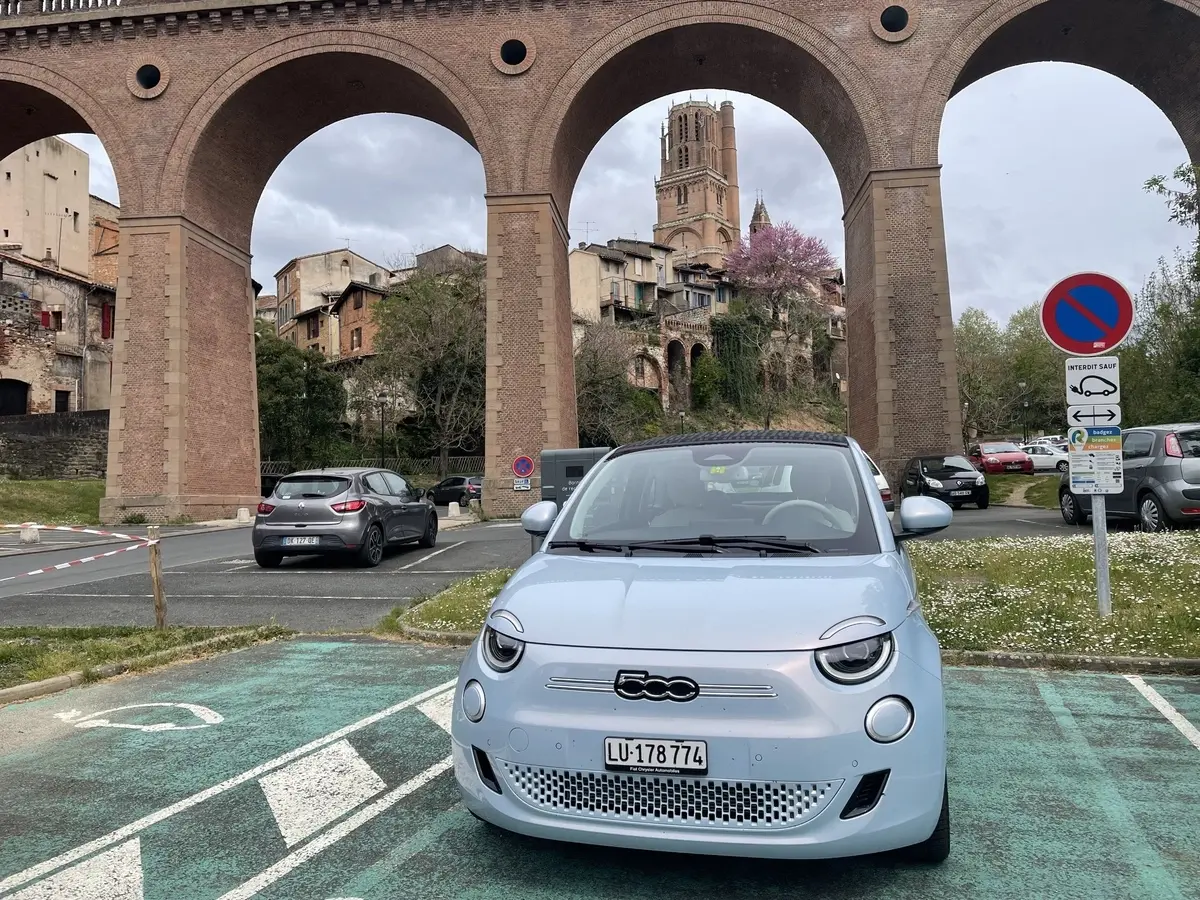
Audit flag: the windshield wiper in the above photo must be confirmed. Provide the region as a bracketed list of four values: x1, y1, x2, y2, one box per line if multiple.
[624, 535, 823, 555]
[546, 539, 631, 554]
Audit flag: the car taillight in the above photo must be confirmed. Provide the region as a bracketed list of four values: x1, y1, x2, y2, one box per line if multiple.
[257, 502, 275, 515]
[880, 489, 892, 502]
[331, 499, 366, 513]
[1165, 433, 1183, 458]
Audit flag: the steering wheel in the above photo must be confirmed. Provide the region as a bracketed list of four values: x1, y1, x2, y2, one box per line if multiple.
[762, 499, 839, 530]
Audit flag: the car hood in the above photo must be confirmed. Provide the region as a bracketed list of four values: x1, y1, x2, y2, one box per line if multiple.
[486, 553, 915, 652]
[982, 451, 1026, 460]
[926, 469, 979, 482]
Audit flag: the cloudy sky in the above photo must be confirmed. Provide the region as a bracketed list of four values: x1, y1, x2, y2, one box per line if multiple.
[68, 61, 1193, 325]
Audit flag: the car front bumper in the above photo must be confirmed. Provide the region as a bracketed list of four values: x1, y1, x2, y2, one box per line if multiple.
[450, 621, 946, 860]
[928, 485, 988, 505]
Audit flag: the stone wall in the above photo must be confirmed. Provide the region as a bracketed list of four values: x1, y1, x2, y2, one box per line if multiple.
[0, 409, 108, 479]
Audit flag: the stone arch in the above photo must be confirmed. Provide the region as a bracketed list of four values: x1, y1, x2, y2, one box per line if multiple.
[665, 227, 703, 252]
[528, 0, 891, 214]
[690, 342, 706, 367]
[716, 228, 733, 251]
[912, 0, 1200, 167]
[631, 351, 664, 397]
[0, 378, 31, 417]
[0, 60, 141, 211]
[165, 31, 505, 247]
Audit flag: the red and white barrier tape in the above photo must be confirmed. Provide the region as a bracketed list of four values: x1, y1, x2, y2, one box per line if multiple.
[1, 523, 143, 542]
[0, 539, 156, 584]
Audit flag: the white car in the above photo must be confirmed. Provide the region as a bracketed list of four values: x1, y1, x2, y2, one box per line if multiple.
[865, 454, 894, 520]
[1021, 443, 1069, 473]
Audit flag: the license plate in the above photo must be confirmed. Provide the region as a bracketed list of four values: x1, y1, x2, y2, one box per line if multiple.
[604, 737, 707, 775]
[1005, 464, 1021, 470]
[283, 536, 320, 547]
[950, 490, 971, 497]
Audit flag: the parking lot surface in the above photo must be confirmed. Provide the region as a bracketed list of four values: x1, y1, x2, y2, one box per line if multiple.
[2, 637, 1197, 900]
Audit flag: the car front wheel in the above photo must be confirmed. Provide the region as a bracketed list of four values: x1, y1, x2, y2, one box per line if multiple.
[900, 776, 950, 864]
[418, 514, 438, 549]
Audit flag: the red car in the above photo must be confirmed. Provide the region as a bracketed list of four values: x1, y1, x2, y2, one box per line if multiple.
[968, 441, 1034, 474]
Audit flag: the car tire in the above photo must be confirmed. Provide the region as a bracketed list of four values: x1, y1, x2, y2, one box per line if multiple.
[254, 551, 282, 569]
[458, 492, 470, 507]
[977, 497, 989, 510]
[418, 513, 438, 549]
[951, 502, 962, 510]
[356, 524, 385, 568]
[1138, 492, 1173, 533]
[1060, 490, 1087, 526]
[900, 777, 950, 864]
[1056, 460, 1068, 473]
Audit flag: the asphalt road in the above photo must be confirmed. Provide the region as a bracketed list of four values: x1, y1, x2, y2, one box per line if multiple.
[0, 522, 533, 631]
[0, 505, 1079, 630]
[2, 637, 1198, 900]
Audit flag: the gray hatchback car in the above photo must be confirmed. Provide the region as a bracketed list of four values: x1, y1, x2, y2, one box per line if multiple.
[1058, 424, 1200, 531]
[252, 467, 438, 567]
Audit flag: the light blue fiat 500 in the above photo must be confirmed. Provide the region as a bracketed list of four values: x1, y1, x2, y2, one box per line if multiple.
[450, 430, 954, 863]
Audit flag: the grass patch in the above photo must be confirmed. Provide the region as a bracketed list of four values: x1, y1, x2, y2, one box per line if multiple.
[398, 534, 1200, 659]
[908, 532, 1200, 657]
[0, 625, 292, 689]
[0, 479, 105, 526]
[984, 474, 1062, 509]
[983, 475, 1023, 504]
[395, 568, 516, 635]
[1024, 475, 1062, 510]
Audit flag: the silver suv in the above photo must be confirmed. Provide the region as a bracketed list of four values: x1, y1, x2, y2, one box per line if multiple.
[252, 467, 438, 567]
[1058, 424, 1200, 531]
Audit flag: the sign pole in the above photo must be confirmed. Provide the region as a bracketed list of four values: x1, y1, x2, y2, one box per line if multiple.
[1042, 271, 1134, 622]
[1092, 496, 1111, 617]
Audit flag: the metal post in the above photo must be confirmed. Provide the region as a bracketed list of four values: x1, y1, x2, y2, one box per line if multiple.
[1092, 495, 1112, 616]
[379, 403, 385, 467]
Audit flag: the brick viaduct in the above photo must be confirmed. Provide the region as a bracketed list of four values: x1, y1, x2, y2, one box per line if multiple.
[2, 0, 1197, 520]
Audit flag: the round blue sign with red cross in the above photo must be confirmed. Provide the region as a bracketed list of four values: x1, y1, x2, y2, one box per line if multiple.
[512, 455, 534, 478]
[1039, 272, 1135, 356]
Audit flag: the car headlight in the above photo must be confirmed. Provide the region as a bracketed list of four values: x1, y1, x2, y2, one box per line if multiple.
[815, 633, 894, 684]
[986, 456, 1000, 464]
[975, 474, 986, 486]
[481, 625, 524, 672]
[924, 477, 943, 490]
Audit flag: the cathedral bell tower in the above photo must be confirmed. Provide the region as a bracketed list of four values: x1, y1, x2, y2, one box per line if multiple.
[653, 99, 741, 270]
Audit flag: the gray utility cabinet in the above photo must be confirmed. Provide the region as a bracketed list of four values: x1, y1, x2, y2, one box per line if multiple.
[539, 447, 610, 506]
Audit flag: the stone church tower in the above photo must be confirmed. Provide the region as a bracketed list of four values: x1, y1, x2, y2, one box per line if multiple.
[653, 99, 741, 270]
[749, 193, 772, 234]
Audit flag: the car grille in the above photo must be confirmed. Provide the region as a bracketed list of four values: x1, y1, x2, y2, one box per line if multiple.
[498, 762, 842, 830]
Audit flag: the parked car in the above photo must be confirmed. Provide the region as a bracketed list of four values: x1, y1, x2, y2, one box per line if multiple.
[427, 475, 483, 506]
[899, 454, 989, 509]
[1058, 424, 1200, 532]
[252, 467, 437, 568]
[864, 453, 894, 519]
[967, 441, 1033, 475]
[1021, 443, 1069, 473]
[450, 430, 955, 863]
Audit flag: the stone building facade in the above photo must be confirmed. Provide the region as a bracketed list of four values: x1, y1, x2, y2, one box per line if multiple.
[274, 248, 390, 343]
[88, 193, 120, 287]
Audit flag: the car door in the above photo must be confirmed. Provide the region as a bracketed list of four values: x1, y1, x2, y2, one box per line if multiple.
[361, 471, 400, 542]
[383, 471, 425, 538]
[902, 459, 921, 497]
[967, 445, 982, 470]
[1115, 431, 1156, 515]
[433, 477, 460, 505]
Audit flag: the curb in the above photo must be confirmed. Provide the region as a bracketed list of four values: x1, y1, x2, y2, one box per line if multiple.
[0, 626, 289, 706]
[0, 523, 250, 559]
[395, 619, 477, 646]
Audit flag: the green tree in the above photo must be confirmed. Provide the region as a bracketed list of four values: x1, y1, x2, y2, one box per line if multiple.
[1145, 163, 1200, 276]
[359, 258, 487, 475]
[954, 308, 1009, 439]
[689, 351, 725, 410]
[574, 322, 663, 446]
[254, 320, 347, 464]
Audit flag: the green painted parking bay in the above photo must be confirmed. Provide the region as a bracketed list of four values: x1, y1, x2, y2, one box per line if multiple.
[1, 638, 1197, 900]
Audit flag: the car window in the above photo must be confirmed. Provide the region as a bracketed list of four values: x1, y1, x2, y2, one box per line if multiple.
[865, 455, 882, 477]
[274, 476, 350, 499]
[920, 455, 975, 474]
[550, 442, 880, 555]
[980, 442, 1020, 453]
[382, 472, 411, 496]
[1122, 432, 1155, 458]
[363, 472, 392, 494]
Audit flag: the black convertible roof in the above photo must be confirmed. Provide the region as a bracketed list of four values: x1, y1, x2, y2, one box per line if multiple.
[609, 429, 850, 458]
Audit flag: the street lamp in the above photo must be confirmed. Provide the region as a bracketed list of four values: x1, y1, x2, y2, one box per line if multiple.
[679, 410, 686, 433]
[376, 390, 390, 466]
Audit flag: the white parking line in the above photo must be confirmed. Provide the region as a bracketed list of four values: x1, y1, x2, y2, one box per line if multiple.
[1124, 675, 1200, 751]
[0, 679, 457, 895]
[398, 542, 463, 570]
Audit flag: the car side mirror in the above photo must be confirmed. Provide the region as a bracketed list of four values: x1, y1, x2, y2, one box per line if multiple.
[895, 496, 953, 541]
[521, 500, 558, 537]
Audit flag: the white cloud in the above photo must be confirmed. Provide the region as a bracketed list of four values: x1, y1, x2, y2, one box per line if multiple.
[63, 61, 1193, 323]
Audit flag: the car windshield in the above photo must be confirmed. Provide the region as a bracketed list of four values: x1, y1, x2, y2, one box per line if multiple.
[981, 443, 1020, 453]
[274, 476, 350, 499]
[1178, 429, 1200, 457]
[549, 442, 881, 555]
[921, 455, 975, 474]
